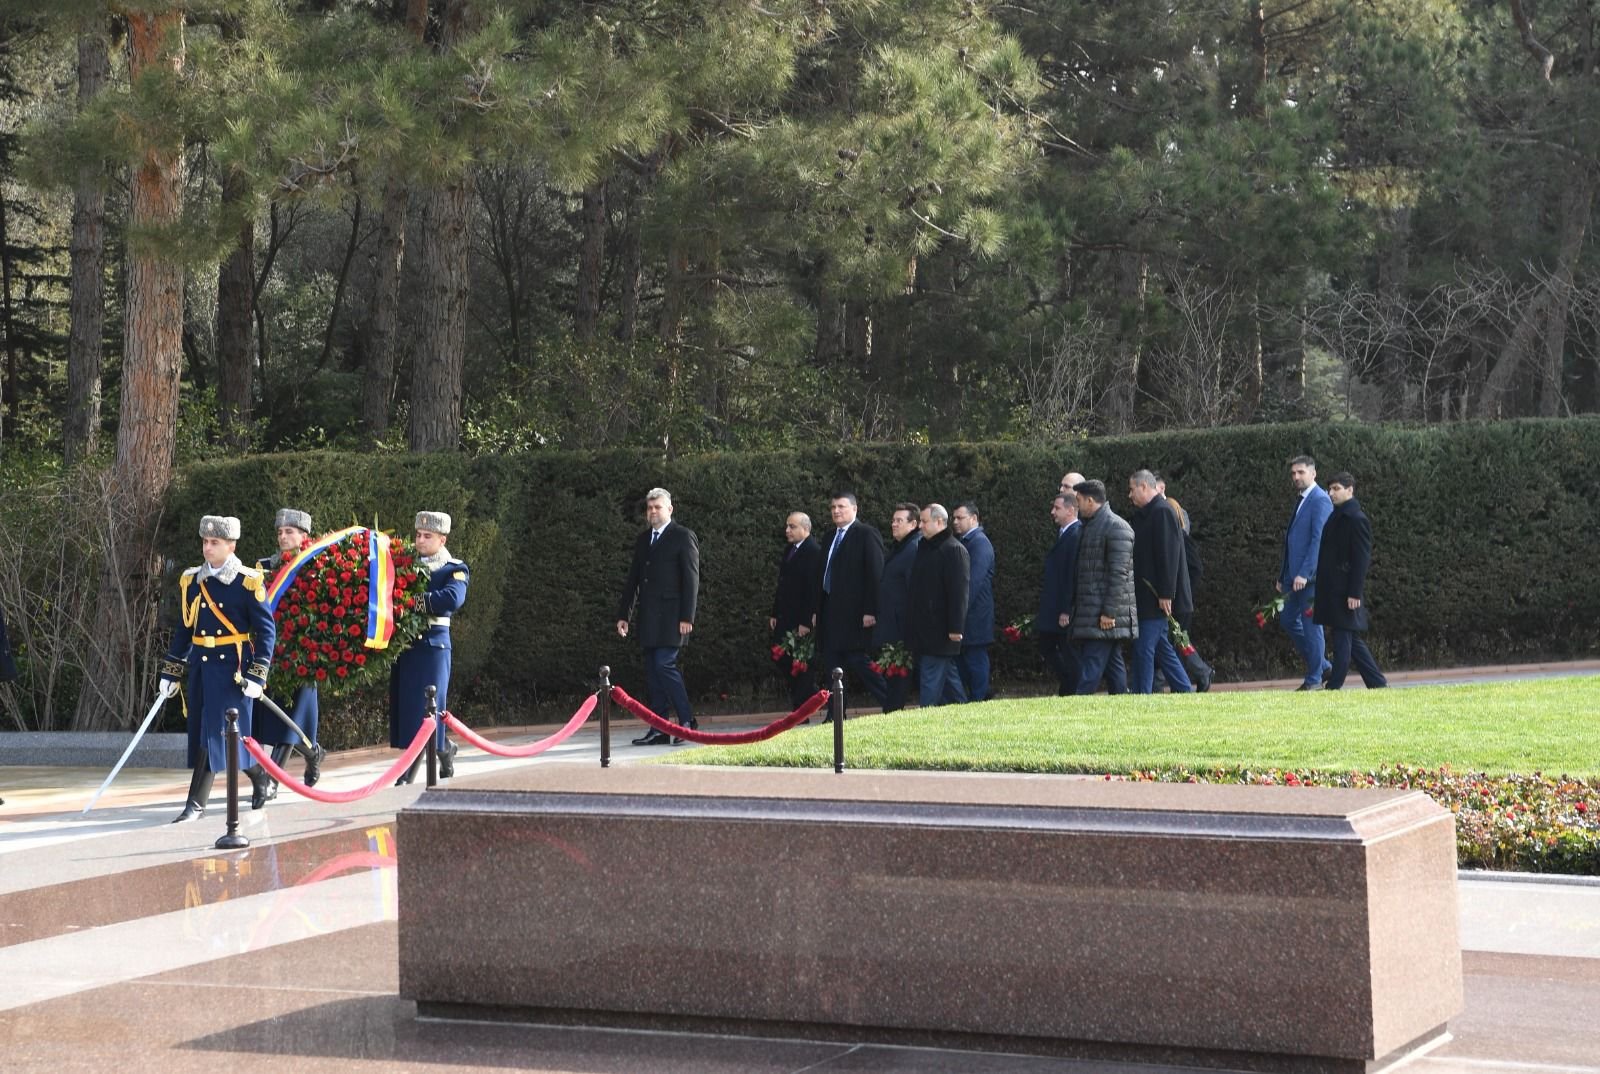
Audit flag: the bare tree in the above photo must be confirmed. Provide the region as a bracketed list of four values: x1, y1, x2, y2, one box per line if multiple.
[1014, 316, 1108, 442]
[1141, 269, 1256, 428]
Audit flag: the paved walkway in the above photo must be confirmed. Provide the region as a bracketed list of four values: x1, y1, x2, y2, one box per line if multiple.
[3, 666, 1600, 1072]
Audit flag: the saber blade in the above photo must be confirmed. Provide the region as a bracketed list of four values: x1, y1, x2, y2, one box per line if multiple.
[81, 694, 167, 815]
[255, 691, 314, 751]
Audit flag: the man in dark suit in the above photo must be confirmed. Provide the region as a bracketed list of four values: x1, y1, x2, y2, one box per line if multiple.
[1036, 493, 1081, 696]
[814, 491, 889, 712]
[908, 504, 970, 706]
[769, 511, 822, 710]
[616, 487, 700, 745]
[873, 502, 921, 712]
[1314, 473, 1388, 690]
[1278, 455, 1334, 690]
[950, 502, 995, 702]
[1128, 470, 1193, 693]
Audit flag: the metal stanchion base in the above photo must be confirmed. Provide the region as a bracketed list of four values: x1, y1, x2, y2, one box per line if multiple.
[214, 832, 250, 850]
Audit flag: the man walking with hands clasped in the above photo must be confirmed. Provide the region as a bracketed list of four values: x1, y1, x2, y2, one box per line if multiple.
[1278, 455, 1333, 690]
[617, 488, 700, 745]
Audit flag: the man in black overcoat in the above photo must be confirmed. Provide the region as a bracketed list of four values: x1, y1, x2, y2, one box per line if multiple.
[814, 491, 889, 712]
[769, 511, 822, 710]
[908, 504, 970, 707]
[1036, 493, 1081, 696]
[1313, 473, 1388, 690]
[873, 502, 921, 712]
[616, 487, 701, 744]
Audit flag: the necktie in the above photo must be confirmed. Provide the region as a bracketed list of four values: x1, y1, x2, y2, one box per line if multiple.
[650, 529, 659, 546]
[823, 527, 846, 593]
[785, 543, 798, 561]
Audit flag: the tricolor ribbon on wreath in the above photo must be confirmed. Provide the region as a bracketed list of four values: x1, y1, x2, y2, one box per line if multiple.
[264, 524, 399, 650]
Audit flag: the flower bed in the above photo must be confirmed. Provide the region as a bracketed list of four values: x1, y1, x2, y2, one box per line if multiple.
[1113, 764, 1600, 875]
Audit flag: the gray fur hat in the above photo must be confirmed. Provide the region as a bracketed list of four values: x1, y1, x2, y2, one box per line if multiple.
[275, 508, 312, 533]
[199, 515, 241, 541]
[415, 511, 452, 536]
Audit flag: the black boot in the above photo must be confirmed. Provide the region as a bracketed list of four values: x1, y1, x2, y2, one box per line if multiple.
[266, 745, 290, 798]
[438, 740, 456, 779]
[248, 765, 273, 810]
[172, 766, 215, 823]
[301, 742, 326, 787]
[395, 756, 423, 786]
[1184, 651, 1214, 693]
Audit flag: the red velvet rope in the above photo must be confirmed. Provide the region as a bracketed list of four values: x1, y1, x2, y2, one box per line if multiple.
[242, 719, 433, 803]
[442, 693, 596, 758]
[609, 685, 829, 744]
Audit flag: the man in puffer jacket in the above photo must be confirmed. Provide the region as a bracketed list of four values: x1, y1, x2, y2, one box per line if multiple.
[1068, 479, 1137, 695]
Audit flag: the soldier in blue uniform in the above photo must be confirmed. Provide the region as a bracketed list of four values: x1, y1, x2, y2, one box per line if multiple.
[254, 508, 326, 799]
[159, 515, 278, 822]
[390, 511, 469, 785]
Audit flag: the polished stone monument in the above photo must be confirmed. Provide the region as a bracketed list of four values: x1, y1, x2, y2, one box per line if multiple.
[397, 766, 1461, 1073]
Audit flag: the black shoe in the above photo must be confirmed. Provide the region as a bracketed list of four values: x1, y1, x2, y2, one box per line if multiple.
[439, 741, 456, 779]
[249, 767, 272, 810]
[631, 730, 671, 746]
[1295, 683, 1317, 692]
[303, 743, 326, 787]
[671, 718, 698, 746]
[172, 767, 214, 823]
[1192, 668, 1213, 693]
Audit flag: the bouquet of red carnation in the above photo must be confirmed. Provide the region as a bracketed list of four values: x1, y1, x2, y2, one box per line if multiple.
[1001, 615, 1033, 644]
[771, 628, 815, 677]
[1252, 593, 1286, 629]
[266, 528, 431, 698]
[868, 641, 913, 679]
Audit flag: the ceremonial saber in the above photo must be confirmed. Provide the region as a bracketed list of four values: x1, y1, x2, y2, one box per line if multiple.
[254, 691, 315, 752]
[81, 693, 166, 815]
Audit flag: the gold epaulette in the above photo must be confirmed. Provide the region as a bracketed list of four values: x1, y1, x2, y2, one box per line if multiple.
[239, 567, 265, 600]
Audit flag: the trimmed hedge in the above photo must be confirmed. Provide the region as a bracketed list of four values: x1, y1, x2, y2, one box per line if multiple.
[162, 419, 1600, 730]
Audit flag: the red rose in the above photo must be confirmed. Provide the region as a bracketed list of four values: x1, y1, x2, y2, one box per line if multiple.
[296, 665, 308, 677]
[349, 624, 362, 637]
[770, 645, 785, 661]
[793, 660, 808, 673]
[342, 650, 355, 663]
[336, 665, 349, 678]
[333, 605, 347, 618]
[315, 668, 328, 681]
[320, 642, 335, 655]
[1578, 802, 1589, 814]
[339, 570, 352, 583]
[301, 637, 316, 650]
[1255, 613, 1267, 629]
[355, 654, 367, 666]
[318, 603, 330, 614]
[868, 662, 882, 674]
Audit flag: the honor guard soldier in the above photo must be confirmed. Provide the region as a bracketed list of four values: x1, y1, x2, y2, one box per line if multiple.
[159, 515, 278, 822]
[390, 511, 469, 784]
[254, 508, 327, 798]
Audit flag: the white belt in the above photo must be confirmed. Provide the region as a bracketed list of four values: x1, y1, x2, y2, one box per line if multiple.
[428, 616, 451, 627]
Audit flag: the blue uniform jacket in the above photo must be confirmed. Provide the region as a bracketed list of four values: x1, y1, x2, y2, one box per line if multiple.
[390, 555, 469, 748]
[1280, 485, 1334, 589]
[160, 561, 276, 772]
[960, 526, 995, 645]
[1037, 521, 1080, 633]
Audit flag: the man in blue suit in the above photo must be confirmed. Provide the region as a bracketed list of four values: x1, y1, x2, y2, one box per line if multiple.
[950, 502, 995, 702]
[1036, 493, 1081, 696]
[1277, 455, 1334, 690]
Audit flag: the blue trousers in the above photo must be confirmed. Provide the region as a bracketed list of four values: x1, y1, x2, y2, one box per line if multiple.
[1037, 632, 1079, 696]
[1075, 641, 1129, 695]
[1281, 589, 1329, 685]
[918, 654, 966, 707]
[1327, 629, 1387, 689]
[950, 644, 990, 703]
[819, 646, 888, 707]
[1132, 620, 1193, 693]
[644, 646, 693, 723]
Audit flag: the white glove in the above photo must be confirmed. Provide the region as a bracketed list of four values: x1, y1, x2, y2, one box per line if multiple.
[157, 679, 180, 700]
[241, 680, 264, 700]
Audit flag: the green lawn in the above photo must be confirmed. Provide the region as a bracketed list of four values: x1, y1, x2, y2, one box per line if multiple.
[667, 675, 1600, 778]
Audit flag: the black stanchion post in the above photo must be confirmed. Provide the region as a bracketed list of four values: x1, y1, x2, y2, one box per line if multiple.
[215, 708, 249, 850]
[831, 667, 845, 774]
[424, 685, 439, 788]
[599, 665, 612, 769]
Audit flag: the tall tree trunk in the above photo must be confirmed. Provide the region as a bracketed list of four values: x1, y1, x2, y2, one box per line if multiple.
[408, 176, 472, 451]
[361, 176, 408, 443]
[65, 26, 110, 466]
[0, 195, 17, 433]
[316, 193, 362, 371]
[215, 169, 254, 450]
[1105, 251, 1146, 433]
[1478, 169, 1594, 418]
[575, 177, 606, 340]
[75, 11, 185, 731]
[1375, 206, 1412, 420]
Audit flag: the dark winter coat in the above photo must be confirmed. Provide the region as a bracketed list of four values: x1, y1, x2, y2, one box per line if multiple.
[1313, 498, 1374, 632]
[616, 521, 700, 649]
[1070, 505, 1138, 642]
[959, 525, 996, 645]
[1036, 521, 1080, 634]
[1132, 493, 1194, 622]
[907, 527, 970, 658]
[873, 532, 920, 647]
[771, 536, 822, 636]
[816, 521, 885, 652]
